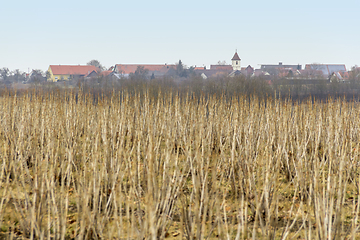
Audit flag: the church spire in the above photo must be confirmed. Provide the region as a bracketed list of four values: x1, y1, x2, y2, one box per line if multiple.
[232, 51, 241, 61]
[231, 51, 241, 71]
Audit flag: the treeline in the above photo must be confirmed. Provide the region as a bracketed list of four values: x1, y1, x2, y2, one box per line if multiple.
[2, 72, 360, 102]
[0, 68, 46, 85]
[272, 78, 360, 101]
[0, 75, 275, 102]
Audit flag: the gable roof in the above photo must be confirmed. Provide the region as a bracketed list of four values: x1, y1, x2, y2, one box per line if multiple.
[114, 64, 175, 75]
[50, 65, 99, 75]
[194, 69, 231, 78]
[240, 65, 254, 76]
[99, 70, 113, 76]
[231, 52, 241, 61]
[229, 70, 242, 77]
[245, 65, 254, 71]
[261, 63, 302, 70]
[210, 65, 233, 71]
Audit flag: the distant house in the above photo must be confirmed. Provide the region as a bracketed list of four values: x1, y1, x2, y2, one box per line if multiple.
[113, 64, 176, 78]
[98, 70, 113, 77]
[298, 68, 324, 78]
[47, 65, 99, 82]
[229, 70, 242, 77]
[251, 69, 271, 80]
[195, 51, 244, 79]
[329, 71, 350, 82]
[304, 64, 346, 78]
[194, 66, 206, 70]
[210, 65, 233, 71]
[196, 64, 234, 78]
[195, 69, 232, 79]
[261, 62, 302, 71]
[241, 65, 254, 77]
[259, 62, 301, 77]
[86, 70, 99, 78]
[86, 70, 122, 80]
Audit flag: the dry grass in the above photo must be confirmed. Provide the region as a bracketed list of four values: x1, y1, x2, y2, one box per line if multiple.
[0, 89, 360, 239]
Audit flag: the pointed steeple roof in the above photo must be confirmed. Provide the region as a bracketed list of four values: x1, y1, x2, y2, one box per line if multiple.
[231, 52, 241, 61]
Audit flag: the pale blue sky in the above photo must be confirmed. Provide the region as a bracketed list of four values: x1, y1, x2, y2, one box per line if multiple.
[1, 0, 359, 72]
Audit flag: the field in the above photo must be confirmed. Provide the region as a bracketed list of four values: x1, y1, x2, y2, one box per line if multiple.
[1, 88, 360, 239]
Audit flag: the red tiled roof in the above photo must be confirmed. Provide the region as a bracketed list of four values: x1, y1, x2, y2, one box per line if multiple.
[99, 70, 113, 76]
[115, 64, 175, 74]
[194, 67, 206, 70]
[210, 65, 233, 71]
[231, 52, 241, 61]
[194, 68, 233, 78]
[339, 71, 349, 79]
[50, 65, 99, 75]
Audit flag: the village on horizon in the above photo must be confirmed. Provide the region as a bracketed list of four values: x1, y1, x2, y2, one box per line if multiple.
[45, 51, 359, 83]
[2, 51, 359, 84]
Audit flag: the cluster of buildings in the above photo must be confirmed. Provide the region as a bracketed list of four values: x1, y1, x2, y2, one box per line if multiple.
[46, 63, 178, 82]
[193, 52, 350, 81]
[45, 51, 355, 83]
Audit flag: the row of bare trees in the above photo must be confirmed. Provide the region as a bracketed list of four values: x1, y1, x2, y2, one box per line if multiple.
[0, 68, 46, 85]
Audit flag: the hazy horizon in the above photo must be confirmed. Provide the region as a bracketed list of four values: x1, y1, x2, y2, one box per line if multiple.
[1, 0, 359, 73]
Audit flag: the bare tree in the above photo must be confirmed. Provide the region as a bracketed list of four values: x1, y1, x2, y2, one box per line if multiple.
[29, 69, 46, 84]
[308, 63, 325, 78]
[87, 60, 105, 72]
[11, 69, 26, 83]
[129, 66, 149, 80]
[0, 67, 10, 82]
[350, 65, 360, 80]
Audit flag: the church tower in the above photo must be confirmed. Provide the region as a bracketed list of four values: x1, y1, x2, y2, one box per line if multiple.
[231, 51, 241, 71]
